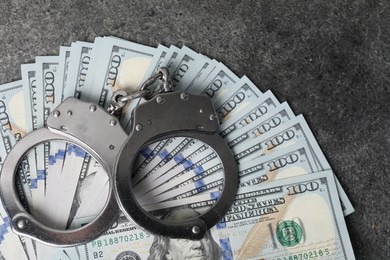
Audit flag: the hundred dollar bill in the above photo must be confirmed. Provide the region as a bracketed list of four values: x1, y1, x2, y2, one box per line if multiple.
[215, 76, 263, 123]
[35, 56, 62, 121]
[225, 102, 295, 148]
[181, 57, 219, 92]
[57, 46, 71, 101]
[219, 90, 280, 138]
[224, 171, 354, 259]
[35, 55, 62, 152]
[21, 64, 46, 212]
[185, 59, 219, 92]
[27, 62, 44, 132]
[145, 45, 203, 90]
[149, 171, 355, 259]
[169, 46, 213, 90]
[21, 63, 41, 129]
[21, 63, 48, 217]
[187, 62, 241, 104]
[141, 142, 317, 205]
[0, 80, 34, 207]
[91, 172, 355, 260]
[0, 80, 29, 147]
[157, 45, 181, 70]
[34, 56, 64, 216]
[63, 41, 95, 99]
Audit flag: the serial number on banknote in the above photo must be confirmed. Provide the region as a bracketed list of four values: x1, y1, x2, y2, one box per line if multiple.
[272, 248, 330, 260]
[91, 232, 151, 248]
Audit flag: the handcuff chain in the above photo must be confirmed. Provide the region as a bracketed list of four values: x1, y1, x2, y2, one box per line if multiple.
[107, 67, 173, 115]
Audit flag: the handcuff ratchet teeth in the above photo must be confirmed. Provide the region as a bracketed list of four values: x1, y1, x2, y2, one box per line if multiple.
[0, 68, 238, 246]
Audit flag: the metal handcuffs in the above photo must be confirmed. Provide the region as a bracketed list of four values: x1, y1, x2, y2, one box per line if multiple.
[0, 68, 238, 246]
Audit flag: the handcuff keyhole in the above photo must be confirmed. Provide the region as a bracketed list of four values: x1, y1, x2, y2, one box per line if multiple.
[115, 95, 124, 103]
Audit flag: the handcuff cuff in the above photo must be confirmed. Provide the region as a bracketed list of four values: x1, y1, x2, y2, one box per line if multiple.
[0, 68, 238, 247]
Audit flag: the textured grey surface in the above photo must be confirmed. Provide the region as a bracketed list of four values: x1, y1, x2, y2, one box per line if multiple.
[0, 0, 389, 259]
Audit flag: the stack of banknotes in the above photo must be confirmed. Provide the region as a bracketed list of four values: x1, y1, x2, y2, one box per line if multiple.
[0, 36, 356, 259]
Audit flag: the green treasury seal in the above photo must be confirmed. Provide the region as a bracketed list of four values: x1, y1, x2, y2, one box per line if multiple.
[276, 220, 303, 247]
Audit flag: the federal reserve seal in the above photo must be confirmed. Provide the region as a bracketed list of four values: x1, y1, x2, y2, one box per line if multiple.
[276, 220, 303, 247]
[115, 251, 141, 260]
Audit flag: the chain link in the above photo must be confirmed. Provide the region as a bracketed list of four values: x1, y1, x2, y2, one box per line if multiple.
[107, 67, 173, 115]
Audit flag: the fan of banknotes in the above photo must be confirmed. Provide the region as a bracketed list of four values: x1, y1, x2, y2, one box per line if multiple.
[0, 36, 356, 259]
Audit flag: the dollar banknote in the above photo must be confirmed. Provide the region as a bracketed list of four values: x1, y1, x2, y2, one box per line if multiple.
[0, 80, 33, 208]
[82, 171, 355, 260]
[188, 62, 241, 104]
[225, 101, 295, 148]
[219, 90, 280, 138]
[169, 46, 214, 91]
[216, 76, 263, 123]
[20, 64, 51, 215]
[57, 46, 71, 101]
[63, 41, 95, 99]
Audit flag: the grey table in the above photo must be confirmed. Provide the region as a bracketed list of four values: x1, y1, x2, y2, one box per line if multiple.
[0, 1, 389, 259]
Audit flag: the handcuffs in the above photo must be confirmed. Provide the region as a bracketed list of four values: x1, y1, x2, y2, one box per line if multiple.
[0, 68, 238, 247]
